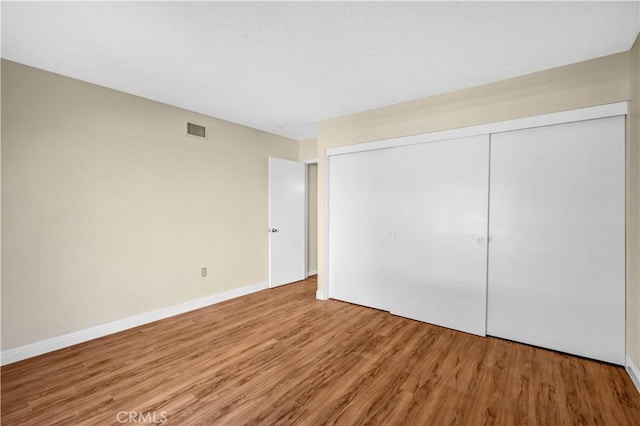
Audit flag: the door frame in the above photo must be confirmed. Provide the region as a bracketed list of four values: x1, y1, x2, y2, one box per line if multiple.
[304, 160, 318, 279]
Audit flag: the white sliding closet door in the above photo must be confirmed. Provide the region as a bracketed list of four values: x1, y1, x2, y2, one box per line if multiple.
[329, 148, 397, 311]
[487, 116, 625, 365]
[386, 135, 490, 336]
[329, 135, 490, 336]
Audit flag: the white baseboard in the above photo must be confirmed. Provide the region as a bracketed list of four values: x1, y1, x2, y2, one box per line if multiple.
[1, 281, 268, 366]
[307, 270, 318, 276]
[316, 288, 328, 300]
[626, 354, 640, 394]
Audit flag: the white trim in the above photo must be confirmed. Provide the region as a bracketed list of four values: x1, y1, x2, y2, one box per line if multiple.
[304, 163, 309, 278]
[324, 151, 332, 302]
[0, 281, 269, 366]
[307, 270, 317, 276]
[326, 102, 628, 157]
[626, 355, 640, 394]
[316, 288, 328, 300]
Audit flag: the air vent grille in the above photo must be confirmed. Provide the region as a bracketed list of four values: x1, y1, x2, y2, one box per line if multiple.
[186, 122, 207, 139]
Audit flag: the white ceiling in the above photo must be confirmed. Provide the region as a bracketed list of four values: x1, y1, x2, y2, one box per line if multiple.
[2, 1, 639, 141]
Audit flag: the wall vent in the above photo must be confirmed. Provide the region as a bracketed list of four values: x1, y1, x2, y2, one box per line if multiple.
[186, 122, 208, 140]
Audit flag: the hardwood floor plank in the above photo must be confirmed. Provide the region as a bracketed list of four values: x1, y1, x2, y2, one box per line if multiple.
[2, 276, 639, 425]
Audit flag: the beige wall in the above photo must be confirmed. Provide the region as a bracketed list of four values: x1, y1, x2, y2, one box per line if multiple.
[298, 138, 318, 162]
[307, 163, 317, 275]
[629, 36, 640, 369]
[1, 60, 299, 350]
[317, 51, 636, 357]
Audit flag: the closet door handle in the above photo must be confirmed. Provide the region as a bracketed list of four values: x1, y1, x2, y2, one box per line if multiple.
[477, 237, 485, 244]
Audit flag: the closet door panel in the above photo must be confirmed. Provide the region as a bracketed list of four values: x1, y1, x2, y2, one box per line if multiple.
[328, 148, 396, 311]
[487, 116, 625, 364]
[387, 135, 490, 336]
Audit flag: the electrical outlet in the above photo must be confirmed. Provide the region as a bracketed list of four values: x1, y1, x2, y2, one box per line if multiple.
[201, 267, 207, 277]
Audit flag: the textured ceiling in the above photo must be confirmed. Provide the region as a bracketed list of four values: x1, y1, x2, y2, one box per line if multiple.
[2, 1, 639, 140]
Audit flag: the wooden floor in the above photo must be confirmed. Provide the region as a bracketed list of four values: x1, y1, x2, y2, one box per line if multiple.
[2, 276, 640, 425]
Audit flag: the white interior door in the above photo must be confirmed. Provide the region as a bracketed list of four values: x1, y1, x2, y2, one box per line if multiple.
[329, 135, 490, 336]
[269, 157, 306, 287]
[487, 116, 625, 365]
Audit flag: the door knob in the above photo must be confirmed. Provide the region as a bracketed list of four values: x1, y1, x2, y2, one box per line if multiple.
[477, 237, 485, 244]
[269, 228, 279, 233]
